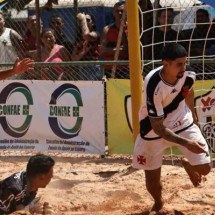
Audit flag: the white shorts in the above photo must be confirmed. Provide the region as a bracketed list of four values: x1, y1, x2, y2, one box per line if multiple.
[132, 124, 211, 170]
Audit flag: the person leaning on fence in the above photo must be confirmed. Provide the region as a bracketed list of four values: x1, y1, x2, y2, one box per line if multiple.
[100, 1, 129, 79]
[0, 154, 55, 214]
[0, 12, 26, 71]
[71, 12, 101, 80]
[132, 43, 211, 213]
[34, 28, 70, 80]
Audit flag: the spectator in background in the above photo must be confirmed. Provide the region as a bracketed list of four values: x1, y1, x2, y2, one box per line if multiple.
[24, 15, 43, 58]
[49, 15, 73, 54]
[180, 9, 215, 57]
[34, 28, 70, 80]
[0, 12, 25, 70]
[139, 0, 153, 61]
[142, 7, 179, 60]
[100, 1, 129, 79]
[0, 154, 55, 214]
[71, 12, 101, 80]
[207, 19, 215, 56]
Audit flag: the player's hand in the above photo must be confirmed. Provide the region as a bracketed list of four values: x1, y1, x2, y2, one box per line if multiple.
[186, 140, 207, 154]
[13, 58, 35, 74]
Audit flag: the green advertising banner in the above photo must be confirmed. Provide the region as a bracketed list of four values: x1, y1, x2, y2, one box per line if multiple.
[107, 79, 133, 154]
[107, 79, 215, 154]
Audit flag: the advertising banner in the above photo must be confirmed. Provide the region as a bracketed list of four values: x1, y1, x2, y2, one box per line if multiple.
[107, 79, 215, 154]
[0, 80, 105, 154]
[194, 80, 215, 152]
[107, 79, 133, 154]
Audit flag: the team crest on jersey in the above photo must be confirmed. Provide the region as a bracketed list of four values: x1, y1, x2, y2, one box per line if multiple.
[182, 86, 190, 97]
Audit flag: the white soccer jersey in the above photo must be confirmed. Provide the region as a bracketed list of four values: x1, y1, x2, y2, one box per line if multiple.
[139, 65, 196, 139]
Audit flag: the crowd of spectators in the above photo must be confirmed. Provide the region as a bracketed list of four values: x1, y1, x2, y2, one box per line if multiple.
[0, 1, 129, 80]
[141, 6, 215, 60]
[0, 0, 215, 80]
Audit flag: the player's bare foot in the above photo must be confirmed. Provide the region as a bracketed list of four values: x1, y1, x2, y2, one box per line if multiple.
[182, 158, 201, 187]
[149, 199, 164, 213]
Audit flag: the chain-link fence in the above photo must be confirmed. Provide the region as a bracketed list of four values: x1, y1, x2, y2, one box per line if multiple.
[0, 0, 129, 80]
[139, 0, 215, 78]
[1, 0, 215, 156]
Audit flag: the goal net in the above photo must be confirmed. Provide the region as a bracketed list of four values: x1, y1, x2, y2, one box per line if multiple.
[139, 0, 215, 155]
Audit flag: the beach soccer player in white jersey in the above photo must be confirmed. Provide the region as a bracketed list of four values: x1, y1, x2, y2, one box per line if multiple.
[132, 43, 211, 212]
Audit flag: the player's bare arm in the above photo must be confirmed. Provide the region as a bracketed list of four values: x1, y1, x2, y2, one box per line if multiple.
[0, 58, 34, 80]
[185, 88, 198, 124]
[149, 117, 206, 154]
[100, 26, 116, 56]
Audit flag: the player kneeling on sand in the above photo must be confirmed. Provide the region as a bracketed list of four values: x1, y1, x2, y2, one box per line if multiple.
[132, 43, 211, 212]
[0, 154, 55, 214]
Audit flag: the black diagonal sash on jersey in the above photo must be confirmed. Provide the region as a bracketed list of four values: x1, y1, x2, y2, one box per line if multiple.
[140, 76, 194, 138]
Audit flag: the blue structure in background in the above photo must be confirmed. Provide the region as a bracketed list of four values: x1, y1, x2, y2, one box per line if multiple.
[200, 0, 215, 9]
[28, 6, 115, 44]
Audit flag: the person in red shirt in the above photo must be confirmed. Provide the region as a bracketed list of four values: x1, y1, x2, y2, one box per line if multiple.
[100, 1, 129, 79]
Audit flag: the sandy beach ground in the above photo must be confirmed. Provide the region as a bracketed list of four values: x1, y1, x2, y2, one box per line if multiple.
[0, 151, 215, 215]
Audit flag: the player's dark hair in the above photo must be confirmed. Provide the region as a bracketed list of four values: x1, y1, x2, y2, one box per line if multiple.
[26, 154, 55, 179]
[161, 43, 187, 61]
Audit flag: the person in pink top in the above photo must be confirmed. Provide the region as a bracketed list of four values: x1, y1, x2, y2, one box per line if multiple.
[39, 28, 70, 80]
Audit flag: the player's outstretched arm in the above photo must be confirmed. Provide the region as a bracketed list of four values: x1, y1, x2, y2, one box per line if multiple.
[0, 58, 35, 80]
[150, 117, 207, 154]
